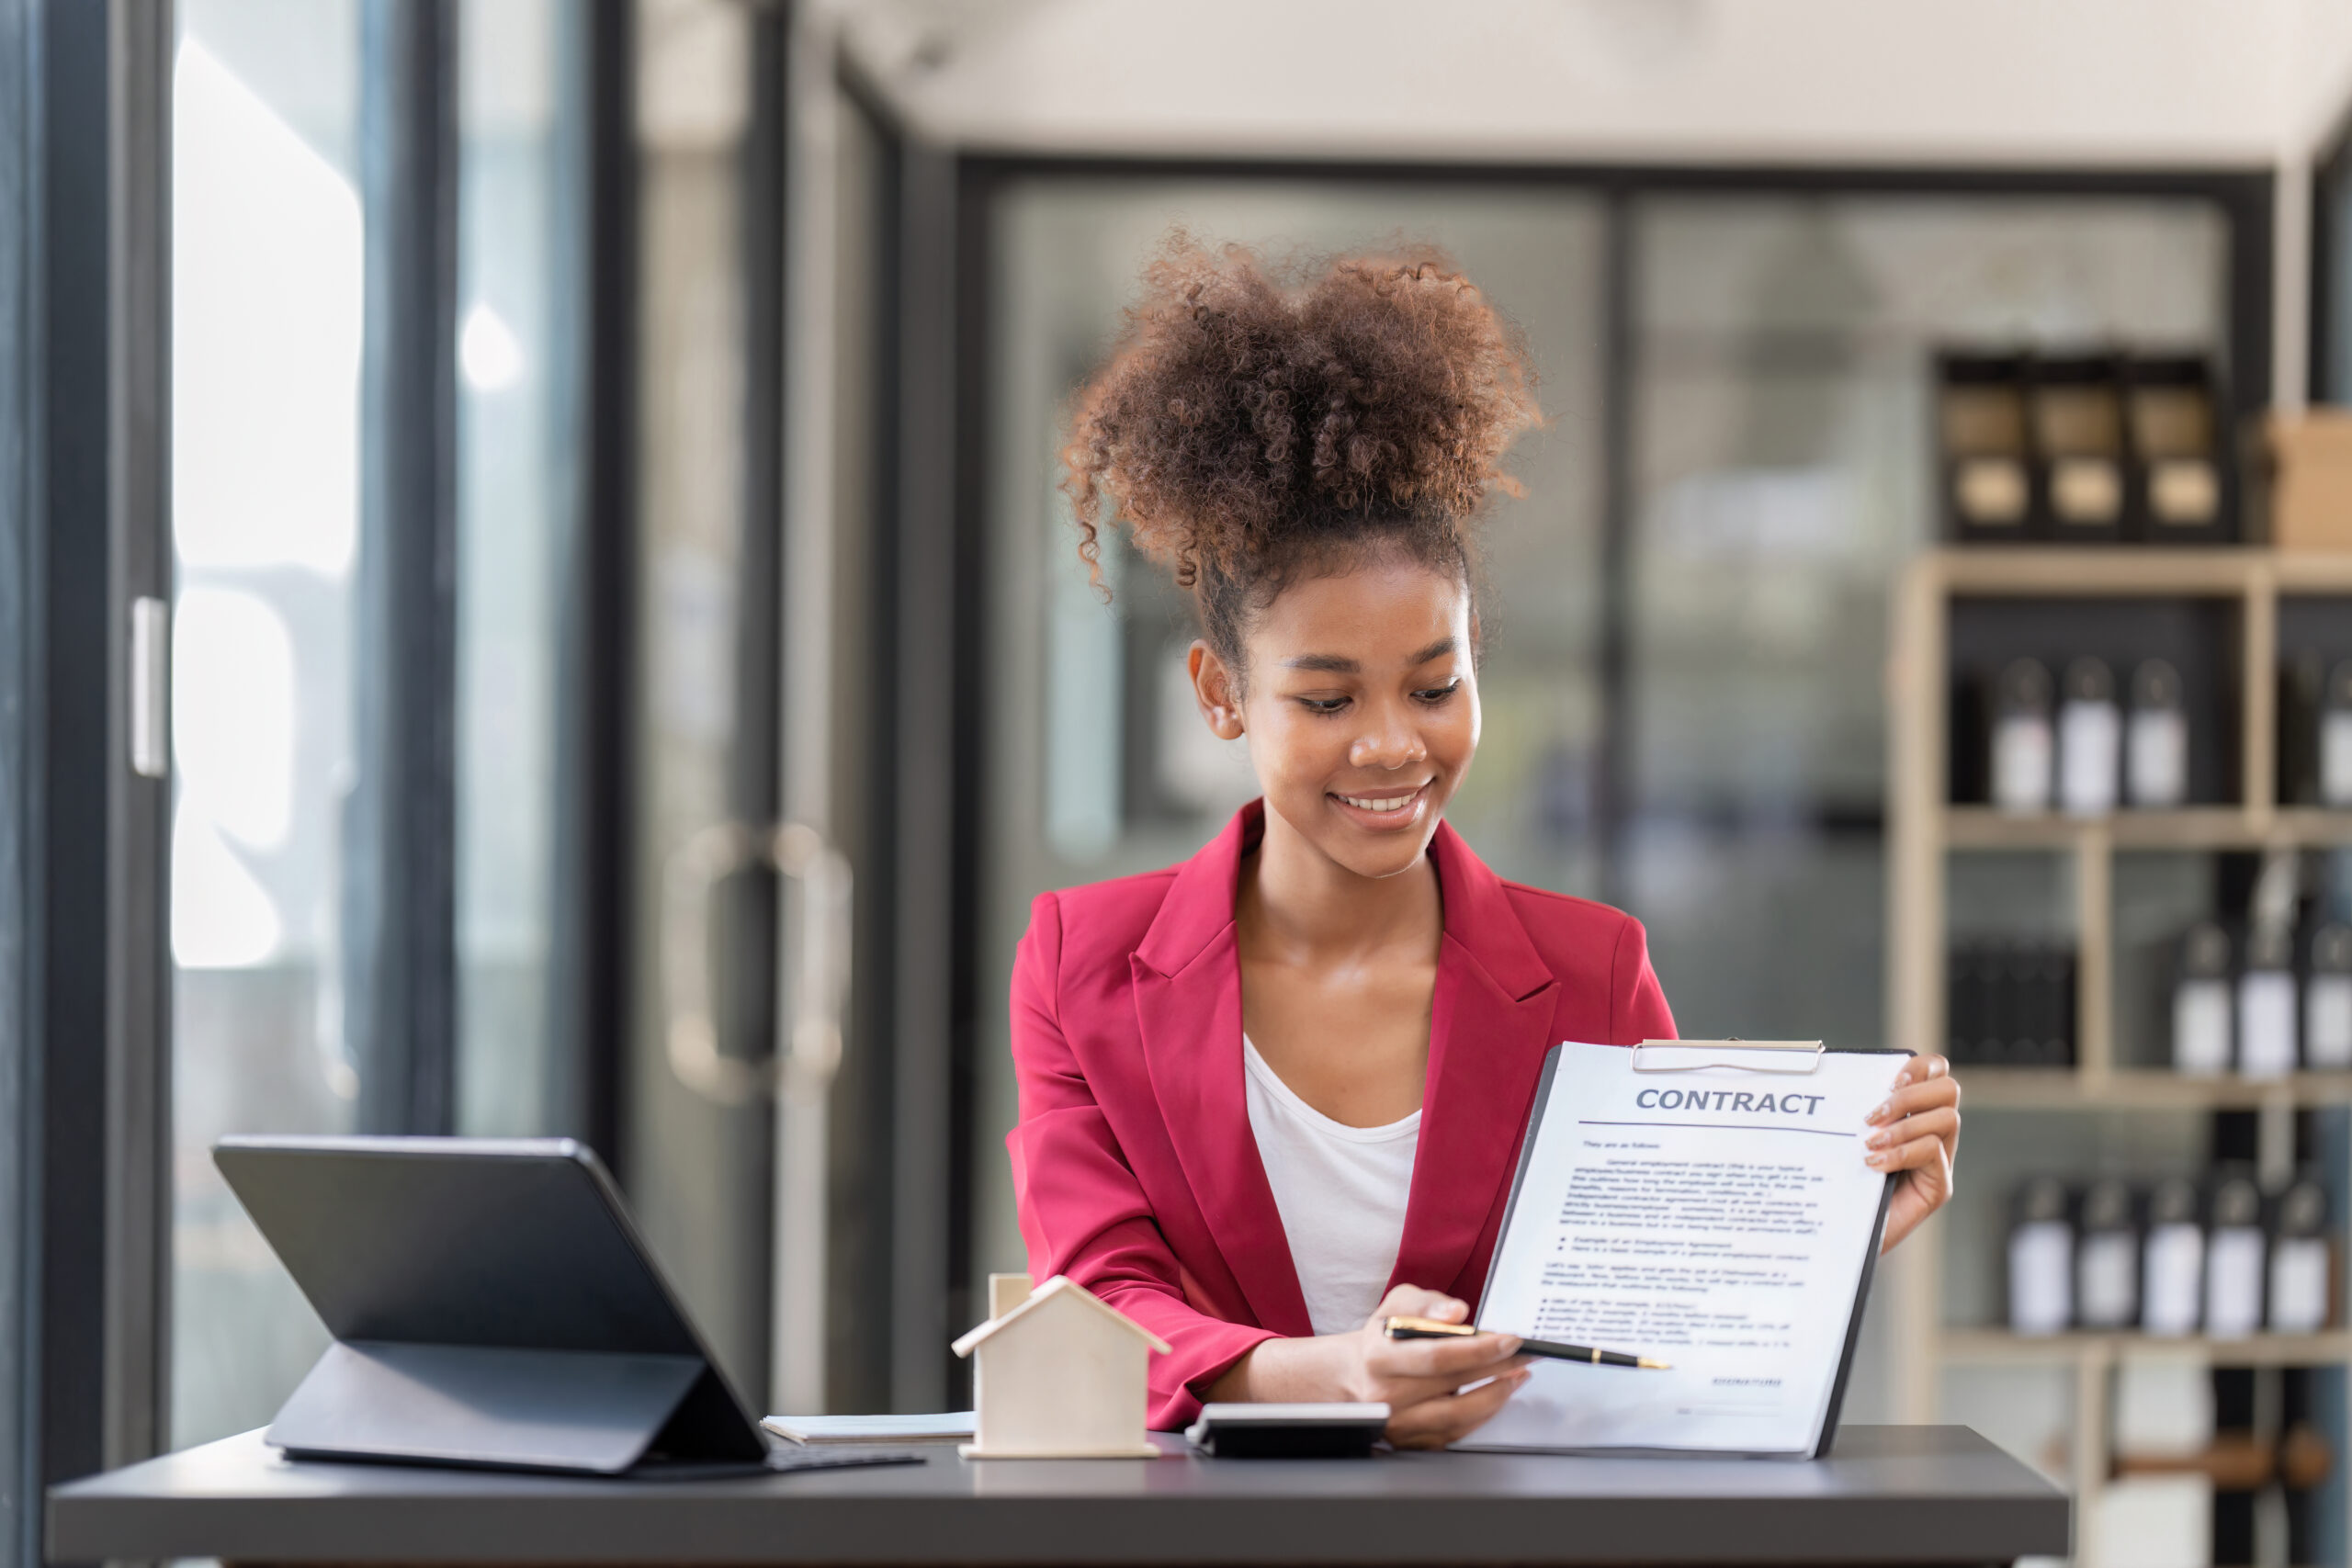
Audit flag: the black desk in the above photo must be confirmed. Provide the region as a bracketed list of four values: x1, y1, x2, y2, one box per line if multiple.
[49, 1424, 2068, 1565]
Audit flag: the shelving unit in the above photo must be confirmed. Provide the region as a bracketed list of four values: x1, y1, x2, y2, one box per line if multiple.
[1885, 547, 2352, 1566]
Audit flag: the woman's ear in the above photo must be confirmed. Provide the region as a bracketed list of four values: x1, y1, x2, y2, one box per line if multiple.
[1189, 641, 1246, 740]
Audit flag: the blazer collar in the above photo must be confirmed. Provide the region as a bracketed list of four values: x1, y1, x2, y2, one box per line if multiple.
[1129, 802, 1308, 1332]
[1134, 801, 1260, 980]
[1389, 823, 1558, 1303]
[1132, 802, 1559, 1326]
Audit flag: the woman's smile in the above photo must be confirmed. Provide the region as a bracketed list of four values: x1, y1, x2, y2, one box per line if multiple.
[1329, 782, 1430, 829]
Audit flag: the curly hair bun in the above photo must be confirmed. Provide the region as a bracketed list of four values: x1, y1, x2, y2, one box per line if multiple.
[1061, 235, 1540, 599]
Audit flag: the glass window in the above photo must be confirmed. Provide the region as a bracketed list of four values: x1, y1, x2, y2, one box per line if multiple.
[1625, 194, 2232, 1046]
[454, 0, 573, 1135]
[168, 0, 593, 1446]
[168, 0, 364, 1447]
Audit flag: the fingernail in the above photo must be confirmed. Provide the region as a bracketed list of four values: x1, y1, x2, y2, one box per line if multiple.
[1867, 1128, 1891, 1148]
[1498, 1337, 1522, 1356]
[1866, 1100, 1891, 1123]
[1866, 1150, 1891, 1168]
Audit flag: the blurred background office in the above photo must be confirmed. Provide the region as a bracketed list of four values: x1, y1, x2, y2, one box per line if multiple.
[9, 3, 2352, 1566]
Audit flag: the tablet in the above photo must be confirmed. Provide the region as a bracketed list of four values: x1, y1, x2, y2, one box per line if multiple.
[213, 1134, 771, 1474]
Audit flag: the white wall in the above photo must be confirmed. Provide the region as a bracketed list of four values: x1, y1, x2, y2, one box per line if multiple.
[839, 0, 2352, 169]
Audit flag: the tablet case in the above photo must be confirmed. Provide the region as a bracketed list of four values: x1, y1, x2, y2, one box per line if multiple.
[213, 1135, 772, 1476]
[1476, 1042, 1908, 1461]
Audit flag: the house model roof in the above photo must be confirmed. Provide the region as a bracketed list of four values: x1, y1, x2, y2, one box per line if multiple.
[950, 1274, 1173, 1359]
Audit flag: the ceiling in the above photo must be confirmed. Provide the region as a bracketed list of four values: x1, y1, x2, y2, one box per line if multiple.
[833, 0, 2352, 168]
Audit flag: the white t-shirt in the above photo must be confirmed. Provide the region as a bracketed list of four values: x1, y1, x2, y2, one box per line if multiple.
[1241, 1034, 1422, 1337]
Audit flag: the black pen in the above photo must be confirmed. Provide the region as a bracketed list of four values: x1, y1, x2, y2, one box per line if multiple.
[1383, 1314, 1672, 1371]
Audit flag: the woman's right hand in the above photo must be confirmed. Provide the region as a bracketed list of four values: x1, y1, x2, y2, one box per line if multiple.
[1203, 1283, 1532, 1448]
[1342, 1285, 1531, 1449]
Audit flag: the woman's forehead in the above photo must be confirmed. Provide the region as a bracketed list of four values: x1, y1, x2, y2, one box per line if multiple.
[1250, 560, 1471, 664]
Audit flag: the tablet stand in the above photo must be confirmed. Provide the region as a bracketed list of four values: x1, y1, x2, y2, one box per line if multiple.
[268, 1341, 767, 1475]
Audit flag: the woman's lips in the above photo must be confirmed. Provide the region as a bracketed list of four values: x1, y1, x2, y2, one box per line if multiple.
[1329, 782, 1430, 829]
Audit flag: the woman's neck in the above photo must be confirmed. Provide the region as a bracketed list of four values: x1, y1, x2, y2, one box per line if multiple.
[1238, 807, 1443, 965]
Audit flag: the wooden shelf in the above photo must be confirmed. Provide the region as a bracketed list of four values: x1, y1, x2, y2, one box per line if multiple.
[1889, 546, 2352, 1563]
[1943, 806, 2352, 851]
[1939, 1329, 2352, 1368]
[1928, 545, 2352, 596]
[1957, 1069, 2352, 1110]
[1934, 547, 2269, 595]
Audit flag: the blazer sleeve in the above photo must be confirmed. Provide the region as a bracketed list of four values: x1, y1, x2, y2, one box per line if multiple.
[1609, 913, 1679, 1044]
[1004, 891, 1279, 1429]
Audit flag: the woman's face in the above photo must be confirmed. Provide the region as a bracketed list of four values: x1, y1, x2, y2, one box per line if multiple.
[1192, 554, 1480, 882]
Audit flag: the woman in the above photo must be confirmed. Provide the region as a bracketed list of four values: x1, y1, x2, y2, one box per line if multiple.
[1006, 241, 1961, 1449]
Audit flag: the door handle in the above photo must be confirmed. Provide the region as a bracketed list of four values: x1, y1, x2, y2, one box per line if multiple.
[662, 820, 851, 1106]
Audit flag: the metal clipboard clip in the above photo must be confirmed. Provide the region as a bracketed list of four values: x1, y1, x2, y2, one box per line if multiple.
[1630, 1038, 1826, 1075]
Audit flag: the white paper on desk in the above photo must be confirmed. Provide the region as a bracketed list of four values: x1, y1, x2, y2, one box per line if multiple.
[1458, 1042, 1902, 1459]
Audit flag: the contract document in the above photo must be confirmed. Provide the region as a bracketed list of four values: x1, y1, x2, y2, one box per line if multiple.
[1460, 1041, 1905, 1459]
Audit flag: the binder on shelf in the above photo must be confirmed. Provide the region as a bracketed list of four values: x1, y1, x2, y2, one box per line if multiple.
[2123, 355, 2229, 545]
[2030, 355, 2128, 546]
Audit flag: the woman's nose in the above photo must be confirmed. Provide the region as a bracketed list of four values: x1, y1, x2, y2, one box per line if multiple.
[1350, 713, 1428, 771]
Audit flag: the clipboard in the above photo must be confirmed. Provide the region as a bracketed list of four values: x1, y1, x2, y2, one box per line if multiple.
[1477, 1039, 1913, 1461]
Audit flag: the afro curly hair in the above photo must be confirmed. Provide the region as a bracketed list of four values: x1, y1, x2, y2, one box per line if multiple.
[1060, 235, 1540, 670]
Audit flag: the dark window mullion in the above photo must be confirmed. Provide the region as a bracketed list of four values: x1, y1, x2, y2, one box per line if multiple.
[102, 0, 174, 1472]
[350, 0, 459, 1136]
[548, 0, 636, 1166]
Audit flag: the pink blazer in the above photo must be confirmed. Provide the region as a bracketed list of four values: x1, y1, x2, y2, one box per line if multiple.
[1005, 801, 1678, 1429]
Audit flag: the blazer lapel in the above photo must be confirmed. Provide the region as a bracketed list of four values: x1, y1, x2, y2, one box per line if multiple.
[1131, 805, 1316, 1337]
[1389, 822, 1558, 1305]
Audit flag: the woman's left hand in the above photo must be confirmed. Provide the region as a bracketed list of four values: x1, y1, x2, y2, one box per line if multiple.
[1866, 1054, 1961, 1253]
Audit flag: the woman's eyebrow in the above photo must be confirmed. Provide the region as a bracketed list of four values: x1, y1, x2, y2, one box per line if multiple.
[1408, 637, 1456, 665]
[1283, 637, 1455, 674]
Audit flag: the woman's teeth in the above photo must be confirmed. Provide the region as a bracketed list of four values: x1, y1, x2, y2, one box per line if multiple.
[1339, 792, 1416, 813]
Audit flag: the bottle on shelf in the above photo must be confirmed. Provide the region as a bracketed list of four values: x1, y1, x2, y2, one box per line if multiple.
[2267, 1173, 2330, 1335]
[2204, 1168, 2267, 1339]
[1991, 658, 2055, 815]
[2236, 924, 2299, 1080]
[2142, 1174, 2205, 1337]
[2281, 654, 2352, 808]
[2305, 922, 2352, 1070]
[2058, 657, 2120, 818]
[2008, 1175, 2074, 1336]
[2125, 658, 2188, 808]
[2076, 1176, 2139, 1330]
[2324, 660, 2352, 809]
[2173, 922, 2233, 1076]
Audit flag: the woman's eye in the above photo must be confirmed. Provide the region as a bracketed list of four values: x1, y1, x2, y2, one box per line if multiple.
[1416, 682, 1461, 704]
[1297, 696, 1350, 715]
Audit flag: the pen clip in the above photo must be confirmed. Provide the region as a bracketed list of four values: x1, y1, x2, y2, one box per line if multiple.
[1383, 1314, 1477, 1339]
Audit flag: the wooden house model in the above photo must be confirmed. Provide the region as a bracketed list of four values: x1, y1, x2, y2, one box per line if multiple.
[950, 1273, 1170, 1458]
